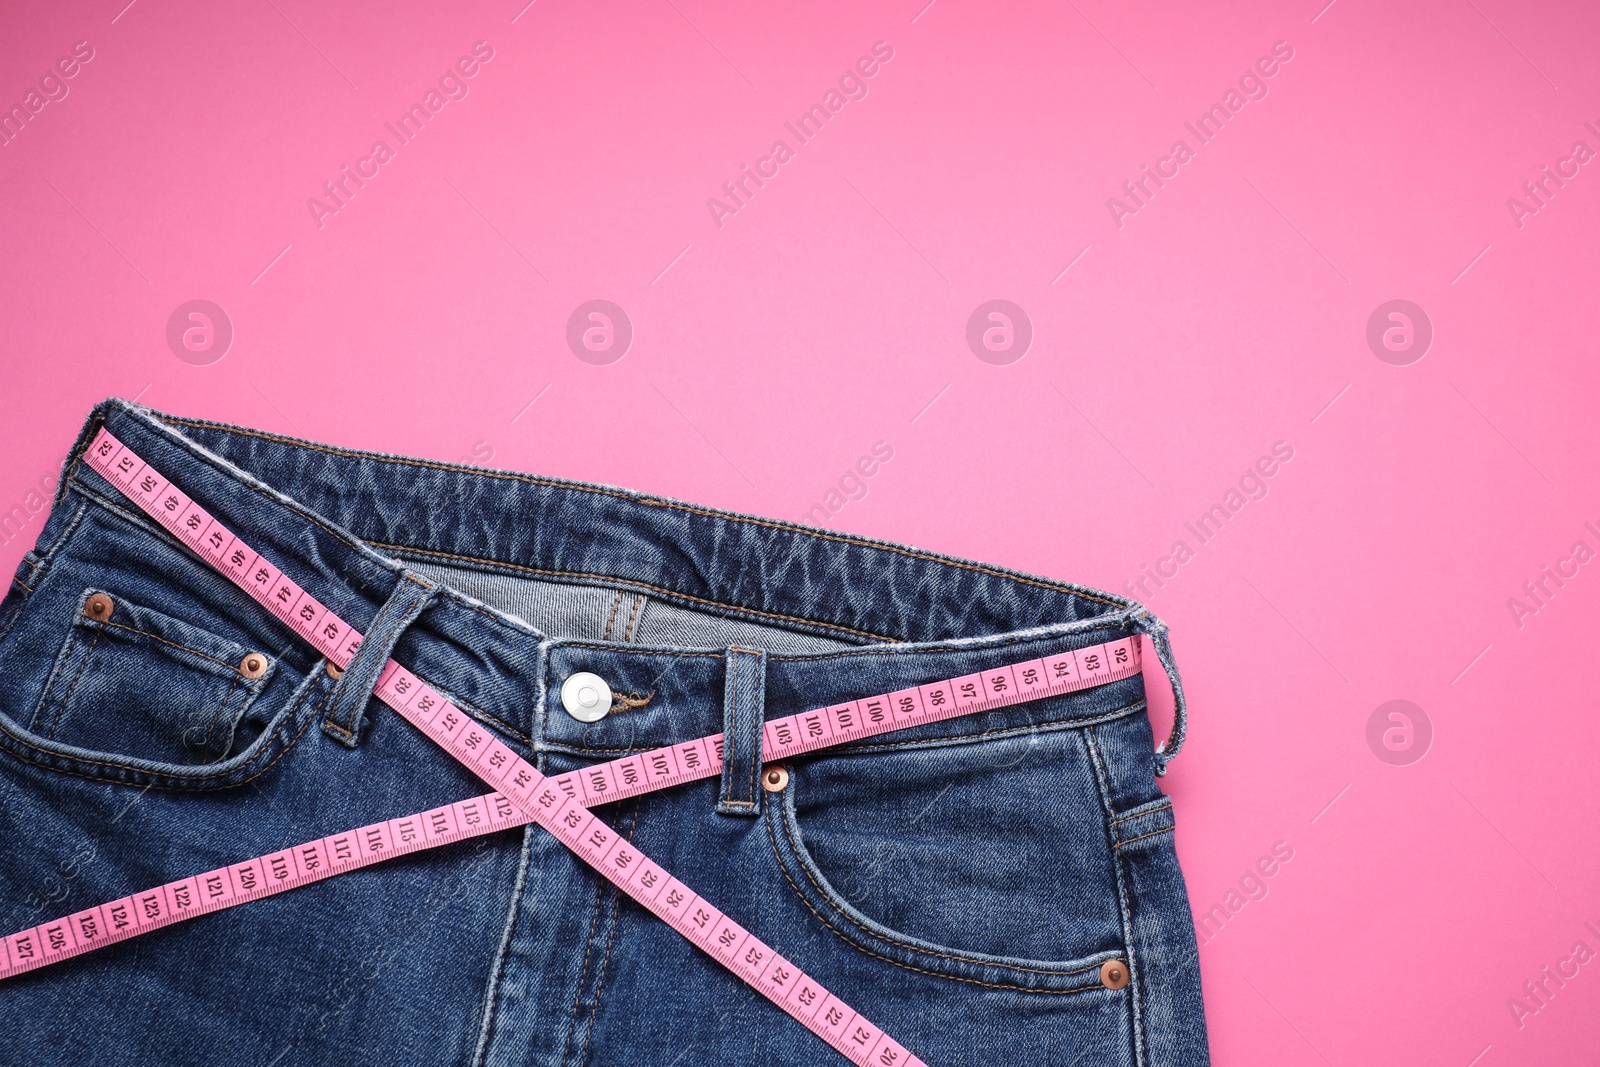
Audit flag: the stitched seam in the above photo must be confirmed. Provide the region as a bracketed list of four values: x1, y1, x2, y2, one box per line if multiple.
[1108, 800, 1173, 826]
[373, 542, 896, 642]
[575, 798, 641, 1067]
[0, 678, 328, 790]
[327, 589, 416, 735]
[553, 642, 720, 659]
[1114, 827, 1175, 849]
[322, 677, 356, 741]
[743, 651, 760, 805]
[439, 592, 543, 637]
[333, 581, 438, 736]
[330, 621, 404, 735]
[774, 797, 1101, 978]
[65, 493, 505, 749]
[600, 592, 623, 641]
[446, 692, 530, 745]
[729, 652, 739, 809]
[201, 673, 244, 751]
[821, 703, 1145, 754]
[1, 504, 88, 649]
[777, 794, 1100, 975]
[606, 692, 653, 714]
[577, 873, 624, 1067]
[90, 618, 246, 673]
[543, 653, 552, 759]
[469, 826, 536, 1067]
[765, 813, 1101, 993]
[559, 867, 610, 1067]
[749, 685, 758, 806]
[0, 499, 94, 656]
[47, 630, 100, 741]
[534, 644, 550, 773]
[1083, 727, 1146, 1064]
[61, 445, 87, 506]
[329, 601, 411, 736]
[538, 702, 1145, 758]
[767, 626, 1135, 664]
[727, 651, 757, 808]
[731, 651, 740, 805]
[31, 623, 87, 734]
[30, 496, 90, 568]
[153, 414, 1125, 608]
[103, 415, 453, 596]
[622, 595, 644, 643]
[67, 475, 393, 604]
[12, 576, 32, 593]
[0, 595, 24, 645]
[0, 674, 328, 783]
[394, 664, 530, 746]
[465, 704, 531, 745]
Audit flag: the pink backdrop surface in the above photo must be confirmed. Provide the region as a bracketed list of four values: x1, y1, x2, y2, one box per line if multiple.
[3, 1, 1598, 1063]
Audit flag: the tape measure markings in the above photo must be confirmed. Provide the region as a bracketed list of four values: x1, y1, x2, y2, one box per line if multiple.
[49, 429, 933, 1067]
[4, 429, 1145, 1064]
[549, 636, 1139, 808]
[1, 790, 525, 977]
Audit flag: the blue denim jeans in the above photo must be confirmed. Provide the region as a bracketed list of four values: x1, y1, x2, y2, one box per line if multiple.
[0, 399, 1209, 1066]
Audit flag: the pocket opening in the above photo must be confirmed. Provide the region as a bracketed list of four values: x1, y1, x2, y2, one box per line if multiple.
[27, 587, 274, 767]
[763, 741, 1128, 994]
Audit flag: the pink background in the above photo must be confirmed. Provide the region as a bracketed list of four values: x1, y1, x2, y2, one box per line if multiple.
[3, 1, 1598, 1062]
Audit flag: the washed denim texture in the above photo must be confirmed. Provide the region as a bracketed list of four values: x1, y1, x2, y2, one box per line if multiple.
[0, 399, 1209, 1066]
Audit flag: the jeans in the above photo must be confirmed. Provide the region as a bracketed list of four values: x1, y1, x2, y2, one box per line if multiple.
[0, 398, 1209, 1066]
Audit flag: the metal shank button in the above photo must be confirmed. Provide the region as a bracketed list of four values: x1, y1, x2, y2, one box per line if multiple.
[561, 672, 613, 723]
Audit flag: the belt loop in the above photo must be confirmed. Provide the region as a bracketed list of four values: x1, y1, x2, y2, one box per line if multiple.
[716, 647, 767, 816]
[322, 572, 439, 747]
[1131, 608, 1187, 777]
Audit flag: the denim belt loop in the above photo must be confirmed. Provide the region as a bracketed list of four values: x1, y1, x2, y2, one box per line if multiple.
[321, 572, 440, 747]
[1130, 608, 1188, 777]
[716, 646, 768, 816]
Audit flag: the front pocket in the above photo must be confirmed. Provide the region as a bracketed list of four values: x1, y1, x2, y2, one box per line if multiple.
[29, 588, 276, 765]
[763, 727, 1128, 994]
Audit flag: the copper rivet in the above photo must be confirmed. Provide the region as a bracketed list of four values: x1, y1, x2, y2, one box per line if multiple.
[1100, 959, 1130, 990]
[325, 661, 344, 680]
[240, 653, 269, 680]
[761, 766, 789, 793]
[84, 593, 113, 620]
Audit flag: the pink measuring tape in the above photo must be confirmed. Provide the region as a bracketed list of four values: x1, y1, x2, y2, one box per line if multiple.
[1, 429, 1144, 1065]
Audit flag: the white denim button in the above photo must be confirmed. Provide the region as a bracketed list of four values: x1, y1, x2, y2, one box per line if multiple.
[561, 672, 613, 723]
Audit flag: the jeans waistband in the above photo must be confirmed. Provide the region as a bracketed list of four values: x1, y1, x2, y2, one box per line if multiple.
[60, 399, 1183, 767]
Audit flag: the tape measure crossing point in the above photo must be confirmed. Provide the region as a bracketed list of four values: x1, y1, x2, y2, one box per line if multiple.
[0, 429, 1145, 1066]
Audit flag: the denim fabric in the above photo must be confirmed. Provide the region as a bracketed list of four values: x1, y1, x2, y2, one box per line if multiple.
[0, 399, 1209, 1066]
